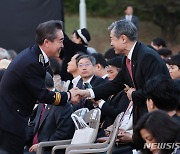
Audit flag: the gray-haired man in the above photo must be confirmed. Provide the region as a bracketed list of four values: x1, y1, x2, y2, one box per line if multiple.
[76, 19, 170, 125]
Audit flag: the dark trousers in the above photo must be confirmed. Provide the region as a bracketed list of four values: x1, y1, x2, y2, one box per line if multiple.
[0, 128, 25, 154]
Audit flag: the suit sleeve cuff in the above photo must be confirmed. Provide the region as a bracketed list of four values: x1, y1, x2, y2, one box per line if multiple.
[67, 91, 71, 101]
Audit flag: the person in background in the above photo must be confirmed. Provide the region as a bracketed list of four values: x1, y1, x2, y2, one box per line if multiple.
[72, 28, 96, 54]
[104, 47, 118, 61]
[7, 49, 17, 60]
[174, 79, 180, 118]
[91, 53, 108, 80]
[75, 54, 107, 110]
[67, 52, 85, 89]
[121, 5, 139, 29]
[144, 75, 180, 123]
[49, 57, 62, 76]
[165, 55, 180, 120]
[97, 55, 130, 139]
[0, 47, 10, 60]
[157, 48, 172, 59]
[166, 54, 180, 79]
[0, 59, 11, 82]
[60, 28, 92, 81]
[106, 56, 123, 81]
[151, 37, 167, 50]
[133, 110, 180, 154]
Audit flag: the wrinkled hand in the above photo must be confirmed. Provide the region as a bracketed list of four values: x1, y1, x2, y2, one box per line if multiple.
[126, 88, 135, 101]
[29, 144, 38, 152]
[69, 87, 80, 104]
[105, 125, 113, 137]
[117, 129, 132, 143]
[124, 84, 130, 92]
[97, 137, 109, 143]
[118, 128, 126, 134]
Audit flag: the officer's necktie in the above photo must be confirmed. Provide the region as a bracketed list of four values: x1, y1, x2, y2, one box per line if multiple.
[32, 104, 46, 144]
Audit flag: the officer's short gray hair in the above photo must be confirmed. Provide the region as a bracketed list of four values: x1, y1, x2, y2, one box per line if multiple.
[108, 19, 137, 41]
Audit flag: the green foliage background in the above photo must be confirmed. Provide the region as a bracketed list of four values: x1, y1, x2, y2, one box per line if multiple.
[64, 0, 180, 50]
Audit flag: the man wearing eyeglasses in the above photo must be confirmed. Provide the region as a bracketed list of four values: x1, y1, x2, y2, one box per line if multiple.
[73, 54, 108, 110]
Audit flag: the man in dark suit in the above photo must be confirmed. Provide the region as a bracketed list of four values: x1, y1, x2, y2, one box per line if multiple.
[74, 54, 107, 110]
[121, 5, 139, 29]
[24, 72, 74, 154]
[0, 20, 78, 154]
[76, 19, 170, 126]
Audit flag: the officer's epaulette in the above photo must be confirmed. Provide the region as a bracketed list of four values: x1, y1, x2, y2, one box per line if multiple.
[39, 54, 44, 66]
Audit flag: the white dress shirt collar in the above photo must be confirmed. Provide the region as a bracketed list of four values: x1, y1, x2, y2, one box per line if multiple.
[127, 41, 137, 60]
[102, 74, 108, 79]
[125, 15, 132, 21]
[83, 75, 94, 85]
[39, 47, 49, 63]
[72, 75, 81, 88]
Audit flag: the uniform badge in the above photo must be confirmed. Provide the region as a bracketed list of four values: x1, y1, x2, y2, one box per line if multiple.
[39, 54, 44, 66]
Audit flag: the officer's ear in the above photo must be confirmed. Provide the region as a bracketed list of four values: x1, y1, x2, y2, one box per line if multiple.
[44, 39, 50, 47]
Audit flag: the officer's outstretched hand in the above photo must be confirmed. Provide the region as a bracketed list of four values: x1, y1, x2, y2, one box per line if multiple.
[69, 87, 80, 104]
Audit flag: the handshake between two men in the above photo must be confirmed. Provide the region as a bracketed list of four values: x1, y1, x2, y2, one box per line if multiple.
[68, 87, 91, 104]
[69, 84, 136, 104]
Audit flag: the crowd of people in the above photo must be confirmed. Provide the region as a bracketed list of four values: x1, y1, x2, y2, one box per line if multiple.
[0, 7, 179, 154]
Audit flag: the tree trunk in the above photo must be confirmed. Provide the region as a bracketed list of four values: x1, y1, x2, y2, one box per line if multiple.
[161, 24, 177, 47]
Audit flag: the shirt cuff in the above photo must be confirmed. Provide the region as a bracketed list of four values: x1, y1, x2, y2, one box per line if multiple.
[67, 92, 70, 101]
[98, 100, 105, 109]
[87, 89, 95, 99]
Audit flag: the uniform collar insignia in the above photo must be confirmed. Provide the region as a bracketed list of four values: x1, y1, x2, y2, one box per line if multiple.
[39, 54, 44, 66]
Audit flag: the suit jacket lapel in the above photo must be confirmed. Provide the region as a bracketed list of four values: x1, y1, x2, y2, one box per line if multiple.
[131, 42, 140, 87]
[34, 104, 42, 132]
[77, 78, 83, 89]
[90, 75, 96, 86]
[39, 104, 52, 128]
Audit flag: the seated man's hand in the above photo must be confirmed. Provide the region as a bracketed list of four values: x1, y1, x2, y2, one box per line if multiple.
[105, 125, 113, 137]
[29, 144, 38, 152]
[97, 137, 109, 143]
[117, 129, 132, 143]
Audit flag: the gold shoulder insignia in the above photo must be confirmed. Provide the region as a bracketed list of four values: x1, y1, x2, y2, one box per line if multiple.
[39, 54, 44, 66]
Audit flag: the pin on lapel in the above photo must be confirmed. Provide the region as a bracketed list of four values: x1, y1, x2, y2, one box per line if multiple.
[48, 107, 50, 110]
[39, 54, 44, 66]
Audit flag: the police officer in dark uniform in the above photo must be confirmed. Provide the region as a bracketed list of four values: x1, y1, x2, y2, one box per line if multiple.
[0, 20, 79, 154]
